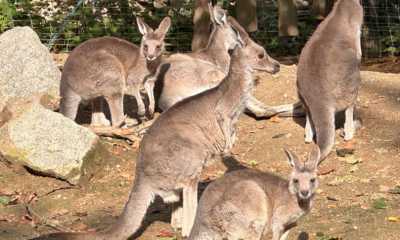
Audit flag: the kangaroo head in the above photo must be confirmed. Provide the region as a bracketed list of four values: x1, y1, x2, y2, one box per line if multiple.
[228, 17, 280, 74]
[284, 147, 320, 201]
[208, 4, 242, 50]
[136, 16, 171, 61]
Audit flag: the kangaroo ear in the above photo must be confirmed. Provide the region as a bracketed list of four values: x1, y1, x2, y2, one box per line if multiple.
[155, 16, 171, 37]
[284, 148, 301, 169]
[227, 16, 249, 46]
[306, 145, 321, 170]
[136, 17, 153, 35]
[210, 5, 227, 25]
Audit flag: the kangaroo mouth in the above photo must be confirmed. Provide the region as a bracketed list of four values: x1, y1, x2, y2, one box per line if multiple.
[146, 56, 158, 61]
[253, 66, 280, 74]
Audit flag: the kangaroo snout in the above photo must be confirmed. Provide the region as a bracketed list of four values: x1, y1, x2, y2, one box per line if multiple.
[146, 54, 157, 61]
[300, 190, 309, 198]
[271, 61, 280, 74]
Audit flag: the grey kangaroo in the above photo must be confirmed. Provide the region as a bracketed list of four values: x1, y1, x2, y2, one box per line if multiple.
[188, 147, 320, 240]
[32, 37, 279, 240]
[59, 17, 171, 127]
[157, 5, 283, 118]
[297, 0, 363, 162]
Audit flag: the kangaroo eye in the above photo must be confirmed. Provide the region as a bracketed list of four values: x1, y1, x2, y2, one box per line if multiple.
[293, 179, 299, 184]
[310, 178, 316, 183]
[144, 44, 148, 50]
[258, 53, 265, 59]
[156, 45, 161, 49]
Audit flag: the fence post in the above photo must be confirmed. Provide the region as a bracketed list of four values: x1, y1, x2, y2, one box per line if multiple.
[235, 0, 257, 33]
[279, 0, 299, 37]
[191, 0, 211, 51]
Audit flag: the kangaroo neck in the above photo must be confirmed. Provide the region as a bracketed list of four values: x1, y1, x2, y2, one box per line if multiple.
[203, 31, 231, 73]
[216, 57, 253, 116]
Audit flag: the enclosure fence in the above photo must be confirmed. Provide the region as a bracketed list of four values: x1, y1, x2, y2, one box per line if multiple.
[1, 0, 399, 59]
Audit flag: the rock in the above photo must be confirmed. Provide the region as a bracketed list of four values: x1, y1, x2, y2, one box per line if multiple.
[0, 103, 99, 184]
[0, 27, 60, 112]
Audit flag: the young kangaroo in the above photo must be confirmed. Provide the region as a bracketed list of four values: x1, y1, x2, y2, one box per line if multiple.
[188, 147, 320, 240]
[60, 17, 171, 127]
[297, 0, 363, 162]
[158, 13, 282, 117]
[33, 41, 274, 240]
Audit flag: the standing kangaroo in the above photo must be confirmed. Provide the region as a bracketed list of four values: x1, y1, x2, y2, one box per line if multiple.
[188, 147, 320, 240]
[156, 5, 282, 118]
[33, 41, 279, 240]
[297, 0, 363, 162]
[59, 17, 171, 127]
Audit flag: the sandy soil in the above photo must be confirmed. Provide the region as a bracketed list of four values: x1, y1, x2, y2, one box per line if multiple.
[0, 61, 399, 240]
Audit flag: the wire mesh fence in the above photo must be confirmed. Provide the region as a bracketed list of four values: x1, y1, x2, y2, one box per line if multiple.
[1, 0, 399, 59]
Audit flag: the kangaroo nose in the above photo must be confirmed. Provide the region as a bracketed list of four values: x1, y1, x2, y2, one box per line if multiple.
[274, 63, 280, 73]
[300, 190, 309, 197]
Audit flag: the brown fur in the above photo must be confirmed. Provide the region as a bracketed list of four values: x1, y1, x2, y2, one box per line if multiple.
[188, 148, 320, 240]
[59, 17, 171, 127]
[157, 14, 280, 118]
[32, 42, 269, 240]
[297, 0, 363, 162]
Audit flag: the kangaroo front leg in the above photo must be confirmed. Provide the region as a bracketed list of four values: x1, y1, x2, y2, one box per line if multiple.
[272, 225, 285, 240]
[216, 114, 234, 153]
[182, 182, 198, 237]
[171, 202, 183, 231]
[132, 84, 146, 117]
[279, 230, 290, 240]
[144, 77, 156, 117]
[305, 113, 314, 143]
[344, 105, 355, 141]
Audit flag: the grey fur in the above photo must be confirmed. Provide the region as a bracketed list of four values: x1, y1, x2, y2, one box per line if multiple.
[157, 8, 280, 118]
[297, 0, 363, 162]
[33, 41, 269, 240]
[188, 147, 320, 240]
[59, 17, 171, 127]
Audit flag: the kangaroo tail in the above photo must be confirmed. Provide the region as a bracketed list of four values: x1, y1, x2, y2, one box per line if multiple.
[31, 178, 154, 240]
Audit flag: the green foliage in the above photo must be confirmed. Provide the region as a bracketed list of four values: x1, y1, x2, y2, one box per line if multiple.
[0, 0, 16, 32]
[372, 198, 388, 210]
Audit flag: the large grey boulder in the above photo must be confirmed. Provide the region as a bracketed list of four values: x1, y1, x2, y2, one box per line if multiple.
[0, 27, 60, 112]
[0, 103, 99, 184]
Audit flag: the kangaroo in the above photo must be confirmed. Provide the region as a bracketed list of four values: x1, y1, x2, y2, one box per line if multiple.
[297, 0, 363, 162]
[59, 17, 171, 127]
[157, 14, 282, 119]
[188, 147, 320, 240]
[32, 37, 278, 240]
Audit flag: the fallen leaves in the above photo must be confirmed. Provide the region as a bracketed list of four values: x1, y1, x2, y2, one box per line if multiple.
[387, 216, 400, 222]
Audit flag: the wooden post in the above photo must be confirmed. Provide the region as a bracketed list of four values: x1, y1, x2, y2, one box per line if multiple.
[235, 0, 257, 32]
[191, 0, 212, 51]
[312, 0, 333, 19]
[278, 0, 299, 37]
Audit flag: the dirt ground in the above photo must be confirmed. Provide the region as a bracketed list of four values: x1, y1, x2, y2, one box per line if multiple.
[0, 58, 399, 240]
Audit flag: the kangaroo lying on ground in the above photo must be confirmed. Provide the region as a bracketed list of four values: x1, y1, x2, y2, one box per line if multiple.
[32, 35, 279, 240]
[156, 5, 284, 118]
[59, 17, 171, 127]
[297, 0, 363, 162]
[188, 147, 320, 240]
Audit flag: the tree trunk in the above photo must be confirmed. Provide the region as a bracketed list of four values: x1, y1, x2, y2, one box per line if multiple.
[278, 0, 299, 37]
[235, 0, 257, 32]
[191, 0, 212, 51]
